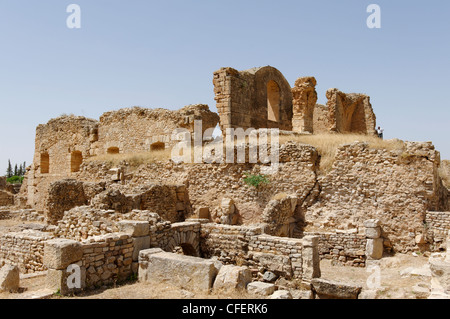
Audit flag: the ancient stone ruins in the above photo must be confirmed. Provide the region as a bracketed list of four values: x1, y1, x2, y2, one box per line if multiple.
[0, 66, 449, 299]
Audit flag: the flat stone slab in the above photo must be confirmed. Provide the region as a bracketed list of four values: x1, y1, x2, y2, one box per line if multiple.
[311, 278, 362, 299]
[138, 250, 219, 292]
[247, 281, 276, 296]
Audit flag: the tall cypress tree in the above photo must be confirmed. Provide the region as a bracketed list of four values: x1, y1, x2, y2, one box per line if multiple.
[14, 164, 18, 176]
[6, 160, 13, 178]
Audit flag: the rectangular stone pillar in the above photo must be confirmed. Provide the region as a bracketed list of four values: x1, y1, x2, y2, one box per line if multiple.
[364, 219, 383, 260]
[44, 239, 84, 295]
[302, 236, 321, 282]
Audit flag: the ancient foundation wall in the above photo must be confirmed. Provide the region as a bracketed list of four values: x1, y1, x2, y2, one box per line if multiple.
[426, 211, 450, 249]
[304, 231, 367, 267]
[0, 230, 54, 273]
[200, 223, 314, 280]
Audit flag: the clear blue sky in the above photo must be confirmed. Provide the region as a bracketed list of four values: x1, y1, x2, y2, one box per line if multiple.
[1, 0, 449, 172]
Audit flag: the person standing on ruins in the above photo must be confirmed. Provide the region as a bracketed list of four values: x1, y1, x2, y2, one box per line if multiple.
[377, 126, 384, 139]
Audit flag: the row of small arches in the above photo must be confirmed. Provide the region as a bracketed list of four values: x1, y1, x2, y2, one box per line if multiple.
[39, 142, 166, 174]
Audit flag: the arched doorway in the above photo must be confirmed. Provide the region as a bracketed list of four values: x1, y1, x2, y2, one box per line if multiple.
[107, 147, 120, 155]
[40, 153, 49, 174]
[267, 80, 281, 122]
[150, 141, 165, 151]
[70, 151, 83, 172]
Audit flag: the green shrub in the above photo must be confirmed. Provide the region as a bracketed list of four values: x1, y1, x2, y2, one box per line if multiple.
[243, 172, 269, 189]
[7, 175, 24, 184]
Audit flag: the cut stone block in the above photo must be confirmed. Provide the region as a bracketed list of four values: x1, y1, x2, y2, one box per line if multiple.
[366, 238, 383, 260]
[132, 236, 151, 261]
[269, 290, 293, 299]
[311, 278, 362, 299]
[118, 220, 149, 237]
[46, 264, 86, 295]
[138, 250, 219, 292]
[363, 219, 381, 228]
[0, 265, 20, 292]
[44, 239, 83, 270]
[247, 281, 276, 296]
[213, 265, 252, 291]
[365, 226, 381, 239]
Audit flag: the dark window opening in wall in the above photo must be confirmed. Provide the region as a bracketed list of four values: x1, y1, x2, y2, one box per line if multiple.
[180, 243, 198, 257]
[71, 151, 83, 173]
[267, 80, 281, 122]
[107, 147, 120, 155]
[40, 153, 49, 174]
[150, 142, 165, 151]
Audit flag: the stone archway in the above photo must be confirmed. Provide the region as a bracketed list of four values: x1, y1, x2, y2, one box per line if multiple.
[70, 151, 83, 173]
[165, 225, 200, 257]
[107, 147, 120, 154]
[267, 80, 281, 122]
[40, 153, 50, 174]
[150, 141, 165, 151]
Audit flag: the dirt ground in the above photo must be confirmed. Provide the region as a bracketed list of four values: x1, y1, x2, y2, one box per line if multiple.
[0, 253, 432, 300]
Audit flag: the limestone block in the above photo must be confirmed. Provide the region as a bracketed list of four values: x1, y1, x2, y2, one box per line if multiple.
[247, 282, 276, 296]
[118, 220, 149, 237]
[46, 265, 86, 295]
[138, 251, 219, 292]
[269, 290, 293, 299]
[213, 265, 252, 291]
[302, 236, 321, 280]
[0, 265, 20, 292]
[302, 235, 319, 247]
[365, 227, 381, 239]
[429, 258, 450, 293]
[366, 238, 383, 260]
[221, 198, 235, 215]
[363, 219, 381, 228]
[263, 271, 278, 283]
[311, 278, 362, 299]
[44, 239, 83, 270]
[132, 236, 151, 261]
[415, 234, 427, 245]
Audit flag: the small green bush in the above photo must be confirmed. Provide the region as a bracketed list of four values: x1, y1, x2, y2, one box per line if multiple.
[243, 172, 269, 189]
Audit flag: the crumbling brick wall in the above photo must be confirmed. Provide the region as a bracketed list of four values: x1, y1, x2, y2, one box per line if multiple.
[213, 66, 293, 132]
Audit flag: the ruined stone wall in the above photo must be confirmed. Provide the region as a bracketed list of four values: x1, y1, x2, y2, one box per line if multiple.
[213, 66, 293, 131]
[306, 141, 447, 253]
[0, 190, 14, 207]
[426, 211, 450, 249]
[130, 142, 319, 224]
[200, 223, 307, 279]
[81, 233, 134, 287]
[25, 105, 218, 213]
[26, 116, 99, 211]
[325, 89, 376, 135]
[292, 77, 318, 133]
[96, 104, 219, 155]
[303, 231, 367, 267]
[0, 230, 54, 273]
[312, 104, 331, 134]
